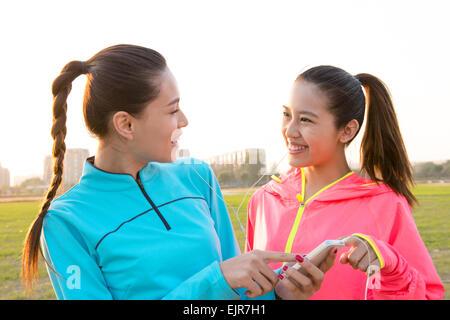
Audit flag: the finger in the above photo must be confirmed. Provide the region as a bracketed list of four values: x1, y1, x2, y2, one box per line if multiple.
[260, 251, 297, 264]
[256, 260, 279, 287]
[252, 271, 275, 296]
[339, 247, 353, 264]
[347, 245, 367, 269]
[294, 258, 324, 287]
[244, 279, 263, 298]
[356, 252, 370, 273]
[344, 236, 362, 247]
[278, 275, 301, 295]
[296, 257, 323, 282]
[284, 267, 314, 292]
[319, 247, 338, 273]
[344, 236, 375, 263]
[280, 265, 301, 287]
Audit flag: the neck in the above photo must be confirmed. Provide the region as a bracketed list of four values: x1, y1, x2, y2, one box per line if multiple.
[303, 153, 352, 200]
[94, 140, 147, 179]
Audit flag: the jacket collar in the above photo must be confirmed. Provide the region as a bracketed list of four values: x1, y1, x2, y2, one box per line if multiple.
[265, 166, 391, 203]
[79, 156, 156, 191]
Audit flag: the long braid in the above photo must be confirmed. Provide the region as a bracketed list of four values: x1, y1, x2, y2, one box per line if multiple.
[22, 60, 87, 292]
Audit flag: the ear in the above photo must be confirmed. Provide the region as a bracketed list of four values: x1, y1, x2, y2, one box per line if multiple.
[339, 119, 360, 144]
[111, 111, 135, 140]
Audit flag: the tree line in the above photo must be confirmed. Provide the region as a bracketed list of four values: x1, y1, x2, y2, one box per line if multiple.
[212, 160, 450, 187]
[412, 160, 450, 180]
[1, 160, 449, 196]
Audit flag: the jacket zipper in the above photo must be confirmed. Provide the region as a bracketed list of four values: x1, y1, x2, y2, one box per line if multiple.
[284, 201, 305, 254]
[284, 169, 355, 254]
[135, 172, 171, 231]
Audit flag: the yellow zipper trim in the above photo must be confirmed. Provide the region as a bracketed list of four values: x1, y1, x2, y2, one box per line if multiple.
[271, 175, 281, 183]
[284, 202, 307, 254]
[284, 169, 355, 254]
[361, 182, 378, 186]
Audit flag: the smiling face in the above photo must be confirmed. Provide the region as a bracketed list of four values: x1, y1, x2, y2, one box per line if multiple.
[124, 68, 189, 164]
[282, 80, 343, 168]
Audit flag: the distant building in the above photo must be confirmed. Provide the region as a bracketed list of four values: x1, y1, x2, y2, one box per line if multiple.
[43, 148, 90, 187]
[64, 149, 90, 186]
[43, 155, 52, 185]
[0, 163, 10, 187]
[206, 148, 266, 169]
[206, 148, 267, 187]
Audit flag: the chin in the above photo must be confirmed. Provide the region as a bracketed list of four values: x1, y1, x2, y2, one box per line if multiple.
[288, 155, 310, 168]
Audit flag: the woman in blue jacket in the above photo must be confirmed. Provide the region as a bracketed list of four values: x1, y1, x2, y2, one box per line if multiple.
[21, 44, 334, 299]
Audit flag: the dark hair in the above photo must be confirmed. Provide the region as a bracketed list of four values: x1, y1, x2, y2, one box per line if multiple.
[297, 65, 417, 207]
[22, 44, 167, 291]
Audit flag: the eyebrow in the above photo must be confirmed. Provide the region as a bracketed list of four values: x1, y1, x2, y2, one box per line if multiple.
[282, 105, 319, 118]
[165, 97, 180, 107]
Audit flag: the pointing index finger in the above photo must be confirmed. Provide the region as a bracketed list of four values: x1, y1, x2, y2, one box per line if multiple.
[261, 251, 297, 263]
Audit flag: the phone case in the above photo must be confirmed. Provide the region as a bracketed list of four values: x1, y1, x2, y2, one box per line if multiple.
[290, 240, 346, 276]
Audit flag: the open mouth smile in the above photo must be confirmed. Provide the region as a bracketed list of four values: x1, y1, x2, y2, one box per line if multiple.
[288, 142, 308, 154]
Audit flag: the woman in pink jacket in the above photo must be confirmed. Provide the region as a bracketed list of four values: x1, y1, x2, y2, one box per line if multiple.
[246, 65, 444, 300]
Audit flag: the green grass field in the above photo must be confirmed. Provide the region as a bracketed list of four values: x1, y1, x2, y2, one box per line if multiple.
[1, 184, 449, 299]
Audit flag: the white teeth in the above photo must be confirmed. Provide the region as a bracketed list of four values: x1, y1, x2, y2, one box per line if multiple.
[288, 144, 307, 151]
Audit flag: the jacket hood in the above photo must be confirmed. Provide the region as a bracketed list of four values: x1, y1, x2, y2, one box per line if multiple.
[264, 167, 393, 203]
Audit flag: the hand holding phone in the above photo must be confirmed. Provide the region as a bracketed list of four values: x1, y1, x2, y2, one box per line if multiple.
[287, 239, 346, 276]
[275, 241, 341, 300]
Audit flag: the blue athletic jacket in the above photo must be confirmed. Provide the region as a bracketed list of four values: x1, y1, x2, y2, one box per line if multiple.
[41, 157, 275, 300]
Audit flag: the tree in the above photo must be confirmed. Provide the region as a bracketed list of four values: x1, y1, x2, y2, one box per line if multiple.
[441, 161, 450, 178]
[217, 171, 234, 185]
[20, 177, 44, 188]
[239, 171, 251, 187]
[413, 161, 450, 179]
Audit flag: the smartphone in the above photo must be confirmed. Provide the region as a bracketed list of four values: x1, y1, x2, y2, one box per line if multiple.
[288, 239, 346, 276]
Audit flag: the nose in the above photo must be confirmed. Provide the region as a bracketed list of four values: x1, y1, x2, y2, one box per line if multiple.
[284, 120, 300, 139]
[178, 110, 189, 128]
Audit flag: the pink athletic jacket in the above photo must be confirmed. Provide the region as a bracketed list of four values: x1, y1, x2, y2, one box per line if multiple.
[246, 167, 444, 300]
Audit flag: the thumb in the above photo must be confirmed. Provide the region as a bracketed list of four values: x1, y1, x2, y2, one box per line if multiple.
[260, 251, 297, 263]
[339, 251, 350, 264]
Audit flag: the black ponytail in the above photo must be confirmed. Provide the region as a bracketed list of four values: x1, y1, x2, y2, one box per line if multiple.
[356, 73, 417, 207]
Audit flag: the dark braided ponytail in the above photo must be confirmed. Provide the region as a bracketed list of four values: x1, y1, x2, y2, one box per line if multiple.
[22, 60, 88, 291]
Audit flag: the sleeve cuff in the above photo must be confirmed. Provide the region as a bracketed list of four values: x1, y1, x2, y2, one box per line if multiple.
[352, 233, 401, 275]
[212, 261, 242, 300]
[352, 233, 385, 269]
